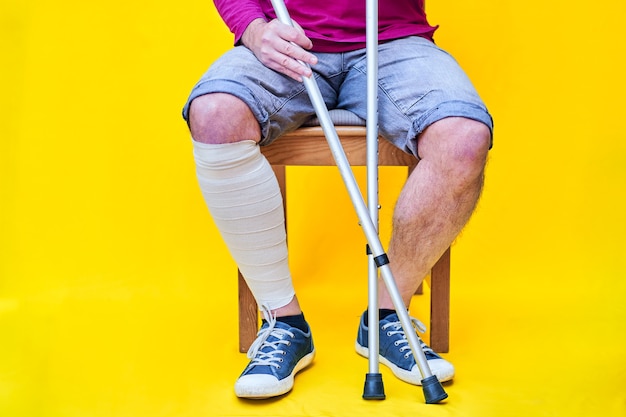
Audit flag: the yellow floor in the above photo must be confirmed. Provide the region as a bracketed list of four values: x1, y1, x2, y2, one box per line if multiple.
[2, 248, 625, 417]
[2, 0, 626, 415]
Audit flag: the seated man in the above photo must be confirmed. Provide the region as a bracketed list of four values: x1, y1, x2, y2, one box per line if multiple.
[182, 0, 493, 399]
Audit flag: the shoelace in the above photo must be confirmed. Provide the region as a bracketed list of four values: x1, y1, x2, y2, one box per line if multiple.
[246, 306, 295, 369]
[381, 317, 436, 359]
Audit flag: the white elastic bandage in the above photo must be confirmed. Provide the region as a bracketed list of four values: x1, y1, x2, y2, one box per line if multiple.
[193, 139, 295, 310]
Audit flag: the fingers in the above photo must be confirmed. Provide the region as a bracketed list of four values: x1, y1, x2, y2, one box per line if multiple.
[257, 19, 318, 82]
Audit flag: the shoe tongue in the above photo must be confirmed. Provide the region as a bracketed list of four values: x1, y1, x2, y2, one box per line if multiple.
[384, 314, 403, 329]
[267, 321, 292, 341]
[386, 313, 400, 322]
[270, 331, 288, 341]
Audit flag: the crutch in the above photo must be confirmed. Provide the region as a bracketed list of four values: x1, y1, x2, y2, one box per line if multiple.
[269, 0, 448, 404]
[363, 0, 384, 400]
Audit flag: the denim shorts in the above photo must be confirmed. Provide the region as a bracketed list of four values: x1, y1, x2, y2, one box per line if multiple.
[182, 36, 493, 157]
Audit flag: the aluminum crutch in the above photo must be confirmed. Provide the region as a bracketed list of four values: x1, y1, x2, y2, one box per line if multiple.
[269, 0, 448, 403]
[362, 0, 384, 400]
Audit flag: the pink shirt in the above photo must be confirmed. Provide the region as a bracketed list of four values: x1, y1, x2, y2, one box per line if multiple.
[214, 0, 437, 52]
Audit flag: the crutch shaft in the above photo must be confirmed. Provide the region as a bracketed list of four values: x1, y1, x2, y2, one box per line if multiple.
[365, 0, 381, 378]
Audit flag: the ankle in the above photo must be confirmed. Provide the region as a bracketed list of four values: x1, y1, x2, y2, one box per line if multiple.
[363, 309, 396, 326]
[271, 296, 302, 317]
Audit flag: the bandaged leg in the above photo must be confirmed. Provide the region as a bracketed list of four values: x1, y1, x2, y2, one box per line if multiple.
[193, 139, 295, 310]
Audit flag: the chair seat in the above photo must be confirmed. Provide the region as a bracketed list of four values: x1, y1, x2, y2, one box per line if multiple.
[302, 108, 366, 127]
[261, 126, 416, 167]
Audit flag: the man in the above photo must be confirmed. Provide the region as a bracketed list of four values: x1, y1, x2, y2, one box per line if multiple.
[182, 0, 493, 399]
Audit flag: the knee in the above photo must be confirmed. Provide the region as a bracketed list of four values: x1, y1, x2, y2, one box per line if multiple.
[420, 118, 491, 183]
[188, 93, 261, 144]
[452, 120, 491, 175]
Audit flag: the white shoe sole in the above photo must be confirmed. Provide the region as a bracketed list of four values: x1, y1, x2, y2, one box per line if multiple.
[235, 350, 316, 399]
[355, 342, 454, 385]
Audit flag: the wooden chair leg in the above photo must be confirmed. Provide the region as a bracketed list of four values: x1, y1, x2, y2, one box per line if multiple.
[409, 165, 425, 297]
[273, 165, 287, 219]
[429, 247, 450, 353]
[238, 270, 257, 353]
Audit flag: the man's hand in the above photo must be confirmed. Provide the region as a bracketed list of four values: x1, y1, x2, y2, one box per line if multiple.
[241, 18, 318, 82]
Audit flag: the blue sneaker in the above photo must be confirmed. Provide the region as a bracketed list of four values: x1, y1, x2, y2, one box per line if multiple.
[355, 312, 454, 385]
[235, 312, 315, 399]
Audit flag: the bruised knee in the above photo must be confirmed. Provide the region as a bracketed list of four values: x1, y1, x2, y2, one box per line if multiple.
[419, 117, 491, 182]
[452, 120, 491, 172]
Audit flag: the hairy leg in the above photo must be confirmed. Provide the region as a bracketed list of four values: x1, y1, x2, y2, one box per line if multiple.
[379, 117, 491, 308]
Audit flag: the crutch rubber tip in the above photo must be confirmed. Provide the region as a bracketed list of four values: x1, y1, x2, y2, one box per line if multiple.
[421, 375, 448, 404]
[362, 373, 386, 400]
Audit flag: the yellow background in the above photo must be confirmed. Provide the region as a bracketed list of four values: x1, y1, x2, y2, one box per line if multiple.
[1, 0, 625, 416]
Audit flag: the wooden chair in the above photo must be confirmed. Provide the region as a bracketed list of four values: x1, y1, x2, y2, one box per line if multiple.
[238, 110, 451, 353]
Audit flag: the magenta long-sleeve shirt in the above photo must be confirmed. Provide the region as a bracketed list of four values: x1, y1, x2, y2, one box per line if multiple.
[213, 0, 437, 52]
